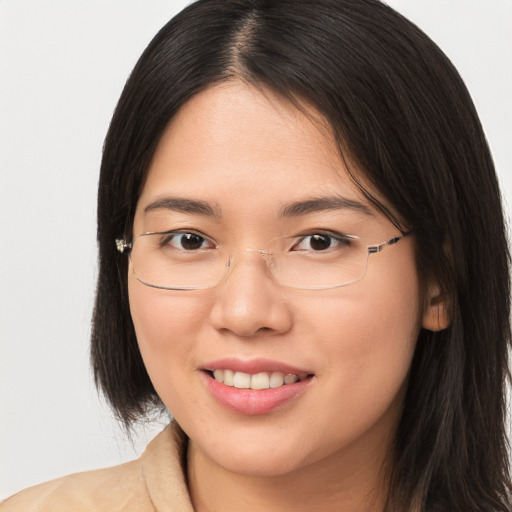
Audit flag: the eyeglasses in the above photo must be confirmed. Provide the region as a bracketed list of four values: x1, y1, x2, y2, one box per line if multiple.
[116, 229, 412, 291]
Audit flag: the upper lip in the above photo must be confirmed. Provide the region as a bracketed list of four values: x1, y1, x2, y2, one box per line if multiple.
[202, 357, 314, 375]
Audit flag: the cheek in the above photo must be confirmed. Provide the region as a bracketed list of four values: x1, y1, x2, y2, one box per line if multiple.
[306, 288, 419, 390]
[302, 250, 422, 417]
[128, 275, 210, 392]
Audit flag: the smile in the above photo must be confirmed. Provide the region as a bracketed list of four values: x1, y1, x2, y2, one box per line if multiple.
[202, 363, 315, 415]
[211, 369, 309, 390]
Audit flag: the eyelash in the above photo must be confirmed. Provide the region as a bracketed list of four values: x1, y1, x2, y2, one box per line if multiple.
[159, 231, 216, 250]
[291, 232, 355, 252]
[157, 230, 354, 252]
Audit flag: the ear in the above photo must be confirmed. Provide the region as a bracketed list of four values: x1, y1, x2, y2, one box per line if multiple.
[421, 283, 451, 332]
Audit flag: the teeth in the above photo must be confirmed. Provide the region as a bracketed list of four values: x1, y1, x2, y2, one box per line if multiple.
[213, 369, 224, 382]
[211, 370, 307, 389]
[269, 372, 285, 388]
[250, 372, 270, 390]
[223, 369, 234, 386]
[233, 372, 251, 389]
[284, 374, 299, 385]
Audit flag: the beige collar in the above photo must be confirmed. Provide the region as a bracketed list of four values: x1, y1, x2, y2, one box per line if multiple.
[140, 422, 194, 511]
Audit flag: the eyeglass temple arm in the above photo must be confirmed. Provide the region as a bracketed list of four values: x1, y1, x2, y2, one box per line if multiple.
[367, 230, 412, 254]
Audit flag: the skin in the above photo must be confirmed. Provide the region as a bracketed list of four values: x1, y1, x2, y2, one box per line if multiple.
[128, 80, 443, 511]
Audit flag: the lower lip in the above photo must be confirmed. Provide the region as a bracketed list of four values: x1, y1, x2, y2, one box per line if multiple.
[202, 372, 313, 416]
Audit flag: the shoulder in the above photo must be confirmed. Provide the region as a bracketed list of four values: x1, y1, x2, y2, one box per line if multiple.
[0, 423, 192, 512]
[0, 459, 147, 512]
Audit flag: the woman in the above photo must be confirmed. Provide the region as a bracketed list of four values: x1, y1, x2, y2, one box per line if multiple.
[2, 0, 510, 510]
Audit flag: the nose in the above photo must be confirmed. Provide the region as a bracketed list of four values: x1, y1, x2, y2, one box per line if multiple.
[208, 251, 293, 337]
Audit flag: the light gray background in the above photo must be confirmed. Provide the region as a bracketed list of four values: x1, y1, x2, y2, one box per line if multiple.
[1, 0, 511, 500]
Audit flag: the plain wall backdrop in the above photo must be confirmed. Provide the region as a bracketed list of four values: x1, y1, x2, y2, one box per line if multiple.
[1, 0, 511, 500]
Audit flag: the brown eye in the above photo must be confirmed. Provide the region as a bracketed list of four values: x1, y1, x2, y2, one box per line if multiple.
[180, 233, 206, 250]
[161, 232, 213, 250]
[309, 234, 332, 251]
[293, 233, 352, 252]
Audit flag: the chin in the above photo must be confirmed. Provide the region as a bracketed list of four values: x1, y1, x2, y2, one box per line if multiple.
[211, 446, 307, 477]
[185, 420, 315, 477]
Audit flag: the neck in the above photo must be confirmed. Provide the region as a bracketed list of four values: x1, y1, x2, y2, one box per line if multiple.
[187, 431, 393, 512]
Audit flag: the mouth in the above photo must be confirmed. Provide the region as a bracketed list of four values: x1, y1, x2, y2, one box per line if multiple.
[200, 360, 315, 415]
[206, 369, 312, 390]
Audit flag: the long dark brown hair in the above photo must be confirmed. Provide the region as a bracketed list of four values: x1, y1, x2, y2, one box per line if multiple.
[91, 1, 511, 510]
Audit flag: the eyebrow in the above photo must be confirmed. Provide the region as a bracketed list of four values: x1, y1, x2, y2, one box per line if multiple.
[144, 197, 221, 217]
[143, 195, 373, 219]
[280, 196, 374, 217]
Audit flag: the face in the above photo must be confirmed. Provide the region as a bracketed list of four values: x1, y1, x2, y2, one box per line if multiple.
[129, 81, 427, 478]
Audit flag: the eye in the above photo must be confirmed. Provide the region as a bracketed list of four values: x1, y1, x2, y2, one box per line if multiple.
[160, 231, 215, 251]
[291, 233, 354, 252]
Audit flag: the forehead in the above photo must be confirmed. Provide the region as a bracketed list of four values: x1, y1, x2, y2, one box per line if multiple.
[137, 80, 381, 220]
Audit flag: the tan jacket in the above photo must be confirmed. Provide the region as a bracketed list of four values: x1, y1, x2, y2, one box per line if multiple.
[1, 423, 194, 511]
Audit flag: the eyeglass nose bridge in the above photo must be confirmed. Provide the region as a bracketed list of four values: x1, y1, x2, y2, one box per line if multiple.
[224, 247, 276, 271]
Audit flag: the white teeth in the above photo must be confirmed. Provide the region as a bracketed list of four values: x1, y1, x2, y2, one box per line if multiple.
[284, 374, 299, 385]
[269, 372, 285, 388]
[211, 369, 307, 389]
[233, 372, 251, 389]
[223, 369, 234, 386]
[250, 372, 270, 390]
